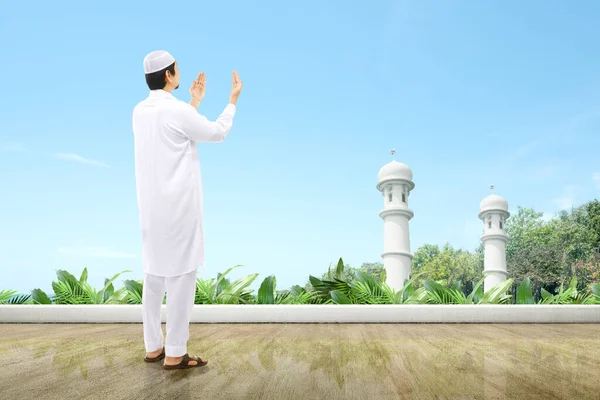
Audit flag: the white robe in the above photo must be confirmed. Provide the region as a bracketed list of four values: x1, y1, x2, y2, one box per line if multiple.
[132, 89, 236, 277]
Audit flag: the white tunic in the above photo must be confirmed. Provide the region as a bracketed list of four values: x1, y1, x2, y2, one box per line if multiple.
[132, 89, 236, 277]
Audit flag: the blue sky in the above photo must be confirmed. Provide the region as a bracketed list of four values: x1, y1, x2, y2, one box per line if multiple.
[1, 0, 599, 295]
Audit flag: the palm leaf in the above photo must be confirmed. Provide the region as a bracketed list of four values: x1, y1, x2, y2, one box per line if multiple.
[0, 289, 18, 304]
[96, 270, 132, 303]
[210, 265, 244, 299]
[334, 257, 345, 281]
[570, 291, 595, 304]
[309, 275, 350, 300]
[278, 285, 315, 304]
[378, 282, 401, 304]
[80, 281, 100, 303]
[289, 285, 305, 296]
[104, 286, 128, 304]
[124, 280, 143, 304]
[350, 281, 378, 304]
[14, 294, 31, 304]
[453, 288, 469, 304]
[274, 289, 293, 304]
[308, 276, 327, 297]
[539, 288, 554, 304]
[195, 278, 215, 304]
[52, 281, 83, 304]
[401, 271, 426, 303]
[330, 289, 352, 304]
[258, 276, 276, 304]
[553, 284, 578, 304]
[516, 277, 535, 304]
[478, 279, 514, 304]
[31, 288, 53, 304]
[103, 279, 115, 303]
[2, 293, 31, 304]
[292, 291, 315, 304]
[402, 281, 415, 302]
[590, 283, 600, 302]
[404, 287, 427, 304]
[56, 269, 80, 286]
[216, 275, 229, 297]
[472, 284, 484, 304]
[423, 280, 464, 304]
[352, 271, 386, 303]
[466, 277, 485, 304]
[53, 270, 88, 304]
[217, 273, 259, 304]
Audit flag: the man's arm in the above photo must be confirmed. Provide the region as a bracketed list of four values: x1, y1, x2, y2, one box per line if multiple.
[179, 70, 242, 142]
[177, 102, 236, 143]
[189, 97, 202, 110]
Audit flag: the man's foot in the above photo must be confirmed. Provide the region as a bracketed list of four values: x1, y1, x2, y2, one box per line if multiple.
[144, 347, 165, 362]
[163, 353, 208, 370]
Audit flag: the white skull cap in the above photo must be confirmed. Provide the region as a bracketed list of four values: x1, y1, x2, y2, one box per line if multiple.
[143, 50, 175, 74]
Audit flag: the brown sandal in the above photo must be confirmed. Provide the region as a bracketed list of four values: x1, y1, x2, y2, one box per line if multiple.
[163, 353, 208, 370]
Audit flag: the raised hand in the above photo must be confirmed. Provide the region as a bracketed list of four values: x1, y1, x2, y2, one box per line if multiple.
[229, 70, 243, 105]
[189, 72, 206, 102]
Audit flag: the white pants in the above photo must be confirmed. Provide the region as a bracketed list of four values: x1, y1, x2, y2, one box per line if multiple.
[142, 269, 197, 357]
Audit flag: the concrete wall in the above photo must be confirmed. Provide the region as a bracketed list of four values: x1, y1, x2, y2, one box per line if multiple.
[1, 305, 599, 323]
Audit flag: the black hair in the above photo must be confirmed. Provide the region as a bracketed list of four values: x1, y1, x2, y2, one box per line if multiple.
[145, 62, 176, 90]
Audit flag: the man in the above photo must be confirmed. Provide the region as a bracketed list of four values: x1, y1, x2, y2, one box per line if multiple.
[132, 50, 242, 370]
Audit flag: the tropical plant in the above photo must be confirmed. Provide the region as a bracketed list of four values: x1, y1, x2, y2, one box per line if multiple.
[421, 279, 481, 304]
[538, 276, 598, 304]
[421, 278, 513, 304]
[315, 261, 386, 288]
[515, 276, 600, 305]
[122, 279, 146, 304]
[256, 275, 316, 304]
[194, 265, 258, 304]
[309, 258, 348, 304]
[478, 279, 514, 304]
[309, 258, 428, 304]
[30, 268, 132, 304]
[3, 251, 600, 306]
[516, 277, 535, 304]
[591, 283, 600, 302]
[0, 289, 32, 304]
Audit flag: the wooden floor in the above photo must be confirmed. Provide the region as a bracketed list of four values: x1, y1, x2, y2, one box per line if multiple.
[0, 323, 598, 399]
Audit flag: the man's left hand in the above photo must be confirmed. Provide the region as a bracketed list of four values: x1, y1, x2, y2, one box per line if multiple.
[190, 72, 206, 102]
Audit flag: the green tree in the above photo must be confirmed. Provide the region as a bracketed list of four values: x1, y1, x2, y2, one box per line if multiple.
[585, 199, 600, 250]
[505, 206, 545, 259]
[506, 202, 599, 300]
[412, 244, 441, 270]
[357, 262, 385, 282]
[411, 243, 482, 293]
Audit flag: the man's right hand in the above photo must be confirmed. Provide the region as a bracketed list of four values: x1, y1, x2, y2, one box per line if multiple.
[229, 70, 243, 105]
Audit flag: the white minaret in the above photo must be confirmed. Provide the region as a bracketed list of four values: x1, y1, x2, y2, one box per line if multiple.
[376, 149, 415, 291]
[478, 185, 510, 292]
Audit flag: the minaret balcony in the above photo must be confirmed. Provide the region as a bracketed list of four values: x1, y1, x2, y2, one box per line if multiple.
[480, 232, 509, 242]
[381, 250, 413, 259]
[379, 207, 414, 220]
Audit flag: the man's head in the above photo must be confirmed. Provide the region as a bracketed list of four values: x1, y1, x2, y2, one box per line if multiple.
[143, 50, 180, 91]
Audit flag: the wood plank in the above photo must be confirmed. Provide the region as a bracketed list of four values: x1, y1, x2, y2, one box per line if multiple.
[0, 324, 598, 399]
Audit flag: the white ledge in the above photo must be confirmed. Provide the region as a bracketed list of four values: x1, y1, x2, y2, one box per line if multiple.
[1, 304, 599, 323]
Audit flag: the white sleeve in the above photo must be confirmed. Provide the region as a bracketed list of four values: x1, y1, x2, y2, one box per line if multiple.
[176, 102, 236, 142]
